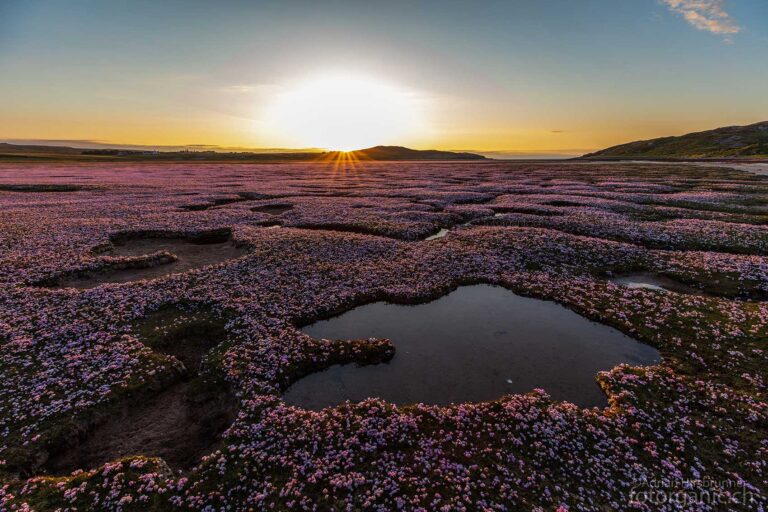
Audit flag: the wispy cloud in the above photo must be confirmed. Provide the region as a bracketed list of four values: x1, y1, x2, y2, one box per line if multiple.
[219, 83, 278, 94]
[220, 84, 261, 93]
[660, 0, 741, 40]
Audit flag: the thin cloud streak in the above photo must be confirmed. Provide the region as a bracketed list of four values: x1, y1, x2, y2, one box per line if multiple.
[660, 0, 742, 38]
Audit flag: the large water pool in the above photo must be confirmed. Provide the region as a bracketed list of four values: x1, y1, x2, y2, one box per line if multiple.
[284, 284, 661, 409]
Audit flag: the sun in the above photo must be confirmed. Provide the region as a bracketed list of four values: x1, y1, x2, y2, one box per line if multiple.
[262, 73, 425, 151]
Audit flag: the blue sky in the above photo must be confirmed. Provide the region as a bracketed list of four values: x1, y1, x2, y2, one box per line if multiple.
[1, 0, 766, 154]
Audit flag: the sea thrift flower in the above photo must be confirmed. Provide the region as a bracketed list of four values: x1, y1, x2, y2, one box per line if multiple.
[0, 161, 765, 511]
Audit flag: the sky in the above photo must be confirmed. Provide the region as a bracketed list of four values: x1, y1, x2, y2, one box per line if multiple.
[1, 0, 767, 156]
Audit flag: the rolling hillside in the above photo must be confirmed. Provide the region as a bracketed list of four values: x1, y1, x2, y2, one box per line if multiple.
[583, 121, 768, 159]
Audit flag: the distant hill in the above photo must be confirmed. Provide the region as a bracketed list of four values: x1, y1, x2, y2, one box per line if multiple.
[583, 121, 768, 159]
[0, 143, 486, 162]
[349, 146, 486, 161]
[0, 142, 86, 160]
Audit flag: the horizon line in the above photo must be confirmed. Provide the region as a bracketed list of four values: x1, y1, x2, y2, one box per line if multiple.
[0, 139, 593, 158]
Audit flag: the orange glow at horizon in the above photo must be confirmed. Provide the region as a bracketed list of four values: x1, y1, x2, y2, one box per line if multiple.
[314, 148, 369, 176]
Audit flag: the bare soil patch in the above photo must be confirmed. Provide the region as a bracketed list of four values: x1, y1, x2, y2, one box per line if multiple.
[48, 231, 248, 288]
[44, 378, 236, 475]
[43, 307, 237, 475]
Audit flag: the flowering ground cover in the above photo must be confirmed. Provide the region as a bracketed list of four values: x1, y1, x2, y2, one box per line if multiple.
[0, 161, 766, 511]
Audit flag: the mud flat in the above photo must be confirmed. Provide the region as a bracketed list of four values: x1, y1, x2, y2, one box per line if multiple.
[43, 307, 237, 475]
[284, 284, 660, 409]
[51, 233, 248, 288]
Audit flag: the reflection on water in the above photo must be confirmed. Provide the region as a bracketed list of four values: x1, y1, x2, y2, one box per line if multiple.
[610, 272, 699, 294]
[424, 228, 449, 240]
[284, 284, 660, 409]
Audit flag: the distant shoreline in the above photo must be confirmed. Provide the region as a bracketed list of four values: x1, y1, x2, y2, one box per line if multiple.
[0, 143, 488, 163]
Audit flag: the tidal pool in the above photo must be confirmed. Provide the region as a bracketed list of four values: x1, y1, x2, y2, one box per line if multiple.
[284, 284, 660, 409]
[610, 272, 699, 294]
[424, 228, 449, 240]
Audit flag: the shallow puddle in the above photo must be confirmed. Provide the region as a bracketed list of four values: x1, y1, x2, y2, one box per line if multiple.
[284, 285, 660, 409]
[43, 308, 237, 475]
[610, 272, 699, 294]
[53, 237, 248, 288]
[424, 228, 449, 240]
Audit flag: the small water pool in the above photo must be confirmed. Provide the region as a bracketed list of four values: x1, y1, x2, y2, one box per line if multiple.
[610, 272, 699, 294]
[284, 284, 660, 409]
[424, 228, 449, 240]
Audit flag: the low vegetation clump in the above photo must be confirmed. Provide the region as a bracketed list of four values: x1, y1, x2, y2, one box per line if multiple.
[0, 161, 766, 510]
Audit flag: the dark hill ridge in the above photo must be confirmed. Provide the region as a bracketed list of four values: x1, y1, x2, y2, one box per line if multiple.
[349, 146, 486, 161]
[583, 121, 768, 159]
[0, 143, 486, 162]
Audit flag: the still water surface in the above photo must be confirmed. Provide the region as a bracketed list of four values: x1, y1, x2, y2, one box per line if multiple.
[284, 285, 660, 409]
